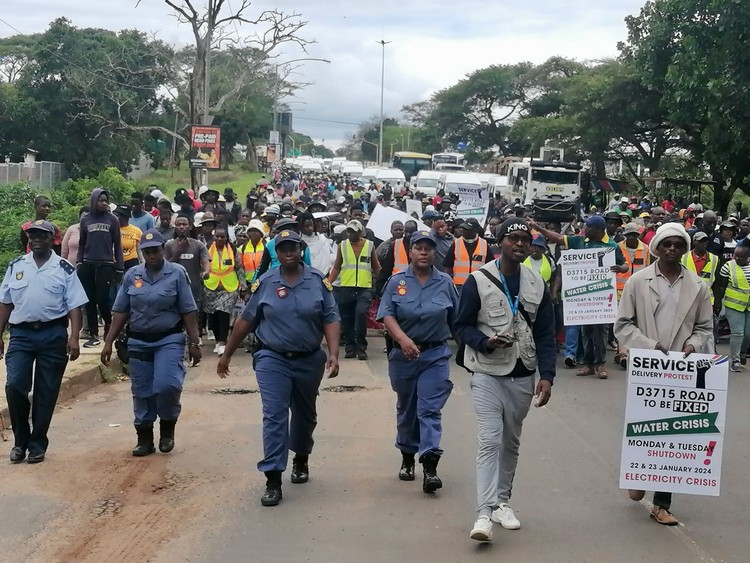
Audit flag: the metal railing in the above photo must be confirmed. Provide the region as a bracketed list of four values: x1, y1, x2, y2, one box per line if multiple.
[0, 161, 67, 188]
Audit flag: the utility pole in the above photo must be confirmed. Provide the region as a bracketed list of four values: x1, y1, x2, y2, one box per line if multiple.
[377, 39, 391, 167]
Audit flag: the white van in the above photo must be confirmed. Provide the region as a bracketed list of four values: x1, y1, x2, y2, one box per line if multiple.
[376, 168, 407, 186]
[487, 175, 510, 199]
[301, 162, 323, 173]
[341, 163, 364, 178]
[413, 170, 442, 197]
[434, 163, 466, 172]
[437, 172, 482, 196]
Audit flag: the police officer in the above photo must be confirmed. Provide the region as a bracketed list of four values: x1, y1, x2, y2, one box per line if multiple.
[0, 220, 88, 463]
[377, 230, 458, 493]
[101, 230, 201, 457]
[217, 230, 340, 507]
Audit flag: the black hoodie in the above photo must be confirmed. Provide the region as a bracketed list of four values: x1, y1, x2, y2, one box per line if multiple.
[76, 188, 124, 269]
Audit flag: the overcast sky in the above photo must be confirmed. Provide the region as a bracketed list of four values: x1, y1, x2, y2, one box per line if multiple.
[2, 0, 647, 148]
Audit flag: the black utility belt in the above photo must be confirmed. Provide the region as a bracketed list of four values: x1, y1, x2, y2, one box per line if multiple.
[393, 340, 445, 351]
[11, 317, 67, 330]
[257, 341, 318, 360]
[127, 323, 184, 343]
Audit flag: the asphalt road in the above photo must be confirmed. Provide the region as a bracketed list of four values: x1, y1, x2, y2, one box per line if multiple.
[0, 340, 747, 563]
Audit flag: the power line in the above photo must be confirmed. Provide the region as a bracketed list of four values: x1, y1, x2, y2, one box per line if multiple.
[0, 16, 160, 92]
[293, 116, 361, 126]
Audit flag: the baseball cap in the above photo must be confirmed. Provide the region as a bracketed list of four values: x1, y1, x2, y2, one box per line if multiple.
[620, 196, 629, 203]
[422, 210, 442, 220]
[139, 229, 165, 249]
[585, 215, 607, 229]
[409, 230, 437, 246]
[274, 230, 301, 246]
[604, 211, 623, 223]
[275, 217, 298, 230]
[531, 235, 548, 248]
[346, 219, 364, 233]
[495, 218, 531, 240]
[693, 231, 709, 242]
[247, 219, 265, 233]
[25, 219, 55, 234]
[459, 218, 482, 230]
[623, 223, 641, 235]
[264, 204, 280, 216]
[113, 204, 132, 218]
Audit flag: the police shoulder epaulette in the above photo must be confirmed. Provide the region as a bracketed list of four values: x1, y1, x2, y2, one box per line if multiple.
[8, 256, 23, 269]
[250, 279, 260, 293]
[59, 258, 75, 275]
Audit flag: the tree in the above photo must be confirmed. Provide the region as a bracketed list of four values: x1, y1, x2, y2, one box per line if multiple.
[620, 0, 750, 212]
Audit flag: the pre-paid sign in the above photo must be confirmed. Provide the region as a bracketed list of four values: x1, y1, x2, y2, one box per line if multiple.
[560, 247, 617, 325]
[620, 349, 728, 496]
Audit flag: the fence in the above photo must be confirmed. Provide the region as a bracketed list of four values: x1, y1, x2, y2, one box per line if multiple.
[0, 161, 67, 188]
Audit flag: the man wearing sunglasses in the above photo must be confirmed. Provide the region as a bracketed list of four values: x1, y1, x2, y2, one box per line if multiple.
[455, 218, 556, 542]
[615, 222, 713, 526]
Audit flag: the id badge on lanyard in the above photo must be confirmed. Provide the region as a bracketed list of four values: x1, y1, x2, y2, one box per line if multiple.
[496, 259, 520, 342]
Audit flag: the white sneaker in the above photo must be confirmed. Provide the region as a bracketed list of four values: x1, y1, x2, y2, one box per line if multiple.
[470, 515, 493, 542]
[491, 503, 521, 530]
[213, 343, 220, 354]
[208, 330, 216, 342]
[216, 344, 226, 356]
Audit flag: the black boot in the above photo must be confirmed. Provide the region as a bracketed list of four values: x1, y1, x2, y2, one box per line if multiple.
[132, 424, 156, 457]
[421, 453, 443, 493]
[398, 452, 415, 481]
[159, 419, 176, 453]
[261, 470, 283, 506]
[290, 455, 309, 484]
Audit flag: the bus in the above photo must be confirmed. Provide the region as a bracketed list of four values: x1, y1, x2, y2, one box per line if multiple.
[432, 152, 467, 169]
[392, 151, 432, 180]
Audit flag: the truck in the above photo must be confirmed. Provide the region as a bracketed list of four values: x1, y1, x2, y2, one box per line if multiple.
[507, 151, 581, 221]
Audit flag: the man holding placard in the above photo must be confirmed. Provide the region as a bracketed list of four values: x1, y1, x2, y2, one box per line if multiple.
[615, 223, 715, 525]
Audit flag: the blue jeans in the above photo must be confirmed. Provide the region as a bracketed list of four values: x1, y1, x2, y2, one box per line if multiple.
[724, 308, 750, 362]
[565, 325, 583, 361]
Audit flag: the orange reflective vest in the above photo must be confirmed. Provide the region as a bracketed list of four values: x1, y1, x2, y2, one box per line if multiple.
[204, 243, 239, 292]
[453, 237, 488, 286]
[240, 240, 265, 282]
[393, 239, 408, 274]
[617, 241, 650, 292]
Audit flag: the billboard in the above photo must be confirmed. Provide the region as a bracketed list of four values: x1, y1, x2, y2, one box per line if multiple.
[189, 126, 221, 169]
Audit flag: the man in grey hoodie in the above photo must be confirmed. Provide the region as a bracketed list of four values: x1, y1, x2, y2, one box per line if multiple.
[76, 188, 124, 347]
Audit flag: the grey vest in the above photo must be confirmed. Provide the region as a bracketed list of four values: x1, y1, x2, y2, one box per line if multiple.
[464, 261, 545, 376]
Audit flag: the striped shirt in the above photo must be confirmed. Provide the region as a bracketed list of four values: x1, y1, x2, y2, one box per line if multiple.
[719, 261, 750, 281]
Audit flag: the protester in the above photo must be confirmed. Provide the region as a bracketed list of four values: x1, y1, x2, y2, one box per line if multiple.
[61, 206, 89, 262]
[20, 195, 62, 255]
[113, 205, 143, 271]
[377, 231, 458, 492]
[443, 218, 492, 293]
[454, 218, 555, 542]
[328, 219, 381, 360]
[615, 222, 713, 525]
[76, 188, 124, 348]
[129, 192, 157, 233]
[102, 230, 201, 456]
[681, 231, 718, 305]
[714, 244, 750, 371]
[203, 225, 245, 355]
[217, 230, 340, 507]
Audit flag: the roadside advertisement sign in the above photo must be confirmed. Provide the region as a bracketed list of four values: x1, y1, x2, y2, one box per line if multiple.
[455, 185, 489, 225]
[267, 144, 278, 163]
[620, 349, 728, 496]
[189, 126, 221, 169]
[560, 248, 617, 325]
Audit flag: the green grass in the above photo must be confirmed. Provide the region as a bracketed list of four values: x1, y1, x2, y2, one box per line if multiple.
[134, 166, 268, 199]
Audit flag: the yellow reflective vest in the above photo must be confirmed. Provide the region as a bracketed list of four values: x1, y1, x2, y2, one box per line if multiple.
[204, 243, 239, 292]
[523, 255, 552, 283]
[682, 251, 717, 304]
[340, 239, 373, 288]
[724, 261, 750, 312]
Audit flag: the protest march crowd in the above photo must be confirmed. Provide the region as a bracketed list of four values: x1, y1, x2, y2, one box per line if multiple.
[0, 166, 742, 542]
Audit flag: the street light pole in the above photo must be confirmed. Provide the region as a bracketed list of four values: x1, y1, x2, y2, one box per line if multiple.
[377, 40, 390, 167]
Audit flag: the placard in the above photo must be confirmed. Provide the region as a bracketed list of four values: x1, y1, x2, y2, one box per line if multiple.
[455, 185, 489, 224]
[560, 247, 617, 325]
[620, 349, 728, 496]
[367, 204, 429, 242]
[405, 199, 422, 220]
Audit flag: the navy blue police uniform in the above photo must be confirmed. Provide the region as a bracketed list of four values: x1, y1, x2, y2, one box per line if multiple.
[377, 231, 458, 486]
[0, 220, 88, 460]
[111, 231, 197, 427]
[241, 230, 340, 475]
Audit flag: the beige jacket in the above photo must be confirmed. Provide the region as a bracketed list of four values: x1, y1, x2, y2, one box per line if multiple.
[614, 262, 714, 354]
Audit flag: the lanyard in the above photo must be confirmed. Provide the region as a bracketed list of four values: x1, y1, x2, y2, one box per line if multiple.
[495, 259, 519, 317]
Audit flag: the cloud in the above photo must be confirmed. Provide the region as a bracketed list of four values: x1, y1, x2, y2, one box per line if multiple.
[0, 0, 648, 148]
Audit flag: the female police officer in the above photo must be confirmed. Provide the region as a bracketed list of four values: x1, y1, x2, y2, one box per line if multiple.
[101, 230, 201, 456]
[377, 230, 458, 493]
[218, 229, 340, 507]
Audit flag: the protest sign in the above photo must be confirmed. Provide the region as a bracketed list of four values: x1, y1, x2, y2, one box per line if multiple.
[619, 349, 728, 496]
[367, 204, 429, 242]
[560, 247, 617, 325]
[405, 199, 422, 219]
[455, 185, 489, 225]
